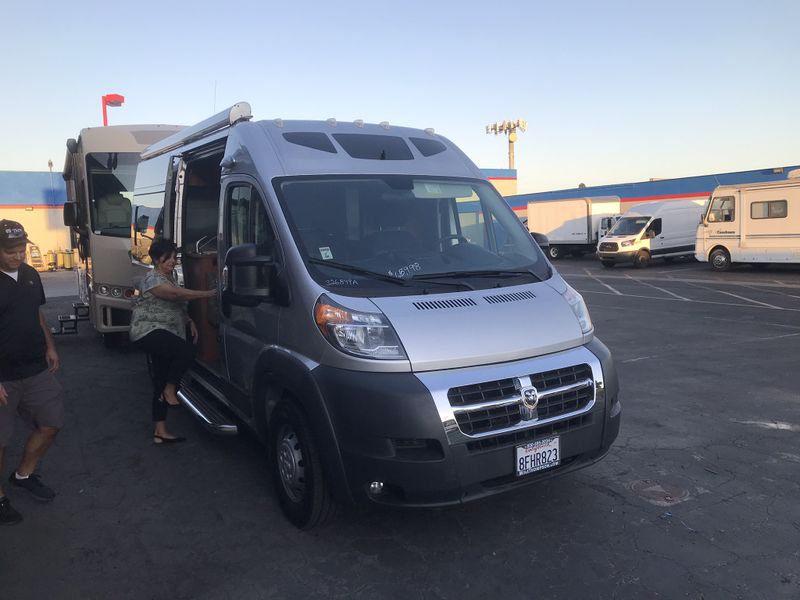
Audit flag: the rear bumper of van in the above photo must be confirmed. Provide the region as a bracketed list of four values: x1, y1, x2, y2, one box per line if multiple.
[313, 339, 621, 507]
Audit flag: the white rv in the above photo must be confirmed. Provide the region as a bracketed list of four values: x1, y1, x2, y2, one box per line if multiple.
[696, 171, 800, 271]
[526, 196, 620, 260]
[597, 199, 706, 268]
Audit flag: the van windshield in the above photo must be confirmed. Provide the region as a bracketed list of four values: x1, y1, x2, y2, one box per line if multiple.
[608, 216, 650, 236]
[275, 176, 549, 294]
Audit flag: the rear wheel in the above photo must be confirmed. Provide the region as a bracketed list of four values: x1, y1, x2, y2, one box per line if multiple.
[548, 246, 562, 260]
[633, 250, 651, 269]
[709, 248, 731, 272]
[600, 260, 615, 269]
[269, 400, 337, 529]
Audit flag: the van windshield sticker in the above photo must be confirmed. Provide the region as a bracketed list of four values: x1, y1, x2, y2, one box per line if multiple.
[319, 247, 333, 260]
[325, 278, 359, 287]
[388, 262, 422, 279]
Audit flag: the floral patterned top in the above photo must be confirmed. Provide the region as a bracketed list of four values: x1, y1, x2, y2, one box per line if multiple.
[129, 270, 188, 341]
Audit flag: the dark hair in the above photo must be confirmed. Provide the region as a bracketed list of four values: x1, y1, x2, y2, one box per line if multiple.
[148, 239, 177, 263]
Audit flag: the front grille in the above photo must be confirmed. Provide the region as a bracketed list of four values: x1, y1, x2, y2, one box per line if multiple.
[446, 364, 595, 437]
[599, 242, 618, 252]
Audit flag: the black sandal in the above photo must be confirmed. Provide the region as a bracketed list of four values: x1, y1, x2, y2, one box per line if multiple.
[153, 435, 186, 445]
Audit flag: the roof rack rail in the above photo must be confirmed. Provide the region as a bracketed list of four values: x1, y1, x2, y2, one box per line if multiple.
[141, 102, 252, 161]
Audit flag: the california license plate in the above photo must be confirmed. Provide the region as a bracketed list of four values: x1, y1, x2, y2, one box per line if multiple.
[516, 436, 560, 476]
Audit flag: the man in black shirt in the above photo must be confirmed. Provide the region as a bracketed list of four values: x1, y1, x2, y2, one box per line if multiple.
[0, 220, 65, 526]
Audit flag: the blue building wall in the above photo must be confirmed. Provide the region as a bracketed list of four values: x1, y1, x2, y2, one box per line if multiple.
[0, 171, 67, 207]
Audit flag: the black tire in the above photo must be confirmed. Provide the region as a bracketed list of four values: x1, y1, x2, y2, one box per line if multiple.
[270, 400, 337, 529]
[548, 245, 562, 260]
[709, 248, 731, 272]
[633, 250, 651, 269]
[600, 260, 615, 269]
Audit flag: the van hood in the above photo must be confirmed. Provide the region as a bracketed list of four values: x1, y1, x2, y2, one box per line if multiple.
[367, 280, 585, 372]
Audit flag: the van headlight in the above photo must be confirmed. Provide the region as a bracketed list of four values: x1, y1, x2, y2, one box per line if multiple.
[314, 295, 407, 360]
[620, 240, 635, 247]
[561, 284, 593, 335]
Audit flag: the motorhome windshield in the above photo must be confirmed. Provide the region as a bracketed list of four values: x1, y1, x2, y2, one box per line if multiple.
[608, 216, 650, 236]
[276, 176, 549, 294]
[85, 152, 139, 238]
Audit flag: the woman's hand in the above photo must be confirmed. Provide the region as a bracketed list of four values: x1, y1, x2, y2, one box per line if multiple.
[0, 383, 8, 406]
[189, 320, 199, 344]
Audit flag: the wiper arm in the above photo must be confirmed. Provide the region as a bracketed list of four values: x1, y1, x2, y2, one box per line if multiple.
[414, 269, 543, 282]
[308, 258, 473, 290]
[308, 258, 411, 286]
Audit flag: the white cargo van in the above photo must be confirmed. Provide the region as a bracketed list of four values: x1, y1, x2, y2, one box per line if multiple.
[130, 103, 621, 528]
[696, 171, 800, 271]
[597, 199, 706, 268]
[527, 196, 620, 260]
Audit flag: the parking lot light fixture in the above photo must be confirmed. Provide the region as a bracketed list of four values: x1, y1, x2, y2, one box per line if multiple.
[101, 93, 125, 126]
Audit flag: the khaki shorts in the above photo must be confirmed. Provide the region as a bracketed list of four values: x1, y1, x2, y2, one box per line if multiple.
[0, 369, 65, 445]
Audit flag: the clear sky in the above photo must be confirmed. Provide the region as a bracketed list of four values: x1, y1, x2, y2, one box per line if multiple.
[1, 0, 798, 193]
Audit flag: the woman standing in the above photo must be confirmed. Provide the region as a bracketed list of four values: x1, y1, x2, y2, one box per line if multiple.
[129, 239, 215, 444]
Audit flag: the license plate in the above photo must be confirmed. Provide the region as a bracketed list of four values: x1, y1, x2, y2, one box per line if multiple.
[516, 436, 560, 476]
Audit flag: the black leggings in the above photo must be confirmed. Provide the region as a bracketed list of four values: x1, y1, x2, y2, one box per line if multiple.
[135, 329, 195, 422]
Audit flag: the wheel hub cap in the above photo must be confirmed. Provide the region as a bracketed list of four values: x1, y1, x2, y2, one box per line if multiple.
[277, 428, 305, 502]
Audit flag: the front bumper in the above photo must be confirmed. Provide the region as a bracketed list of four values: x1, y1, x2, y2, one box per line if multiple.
[313, 339, 621, 507]
[597, 250, 637, 264]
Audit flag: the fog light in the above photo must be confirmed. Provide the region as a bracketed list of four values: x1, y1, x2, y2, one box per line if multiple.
[369, 481, 384, 495]
[97, 284, 109, 295]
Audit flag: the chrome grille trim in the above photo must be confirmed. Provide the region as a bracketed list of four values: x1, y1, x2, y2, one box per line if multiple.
[415, 346, 604, 446]
[449, 378, 592, 415]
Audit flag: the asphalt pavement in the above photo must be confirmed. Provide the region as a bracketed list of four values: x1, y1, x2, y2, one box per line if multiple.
[1, 259, 799, 599]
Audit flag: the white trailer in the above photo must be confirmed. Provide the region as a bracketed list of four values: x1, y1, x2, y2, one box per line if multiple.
[526, 196, 620, 260]
[696, 170, 800, 271]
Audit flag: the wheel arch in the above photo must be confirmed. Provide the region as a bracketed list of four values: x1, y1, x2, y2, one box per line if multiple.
[251, 348, 353, 504]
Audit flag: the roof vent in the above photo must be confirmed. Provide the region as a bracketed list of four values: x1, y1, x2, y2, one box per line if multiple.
[379, 121, 390, 130]
[326, 118, 337, 127]
[354, 119, 364, 128]
[273, 118, 284, 128]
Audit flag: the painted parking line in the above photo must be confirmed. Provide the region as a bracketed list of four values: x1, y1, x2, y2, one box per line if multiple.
[574, 287, 800, 312]
[583, 268, 622, 295]
[623, 273, 692, 301]
[739, 284, 800, 300]
[682, 281, 784, 310]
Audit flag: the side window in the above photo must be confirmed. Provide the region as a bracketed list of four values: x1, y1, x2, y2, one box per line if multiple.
[708, 196, 735, 223]
[647, 218, 662, 237]
[227, 185, 251, 247]
[751, 200, 787, 220]
[252, 190, 274, 246]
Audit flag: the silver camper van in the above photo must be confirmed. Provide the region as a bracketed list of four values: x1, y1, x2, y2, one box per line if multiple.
[132, 103, 621, 528]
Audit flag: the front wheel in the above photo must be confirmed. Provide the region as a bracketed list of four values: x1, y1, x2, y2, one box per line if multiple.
[548, 245, 562, 260]
[709, 248, 731, 272]
[633, 250, 651, 269]
[269, 401, 337, 529]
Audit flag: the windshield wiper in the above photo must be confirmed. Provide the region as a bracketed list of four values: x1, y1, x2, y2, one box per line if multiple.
[308, 258, 473, 290]
[413, 268, 543, 282]
[308, 258, 412, 286]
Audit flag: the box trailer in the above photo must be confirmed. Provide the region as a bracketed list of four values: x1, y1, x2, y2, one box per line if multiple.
[696, 170, 800, 270]
[526, 196, 620, 260]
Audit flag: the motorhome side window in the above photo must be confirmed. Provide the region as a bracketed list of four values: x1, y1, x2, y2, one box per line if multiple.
[708, 196, 735, 222]
[85, 152, 139, 238]
[750, 200, 787, 219]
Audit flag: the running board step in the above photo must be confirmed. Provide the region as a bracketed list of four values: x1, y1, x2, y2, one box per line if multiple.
[177, 386, 238, 435]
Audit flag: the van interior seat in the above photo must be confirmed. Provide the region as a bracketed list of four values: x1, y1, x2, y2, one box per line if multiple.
[95, 192, 131, 229]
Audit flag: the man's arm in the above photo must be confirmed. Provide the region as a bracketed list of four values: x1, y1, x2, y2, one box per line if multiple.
[39, 309, 59, 372]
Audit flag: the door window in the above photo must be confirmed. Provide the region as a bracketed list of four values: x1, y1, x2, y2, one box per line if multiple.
[646, 218, 662, 237]
[226, 184, 275, 250]
[708, 196, 735, 223]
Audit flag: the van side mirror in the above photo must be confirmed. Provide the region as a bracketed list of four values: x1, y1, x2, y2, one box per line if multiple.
[135, 214, 149, 234]
[63, 202, 78, 227]
[223, 243, 275, 306]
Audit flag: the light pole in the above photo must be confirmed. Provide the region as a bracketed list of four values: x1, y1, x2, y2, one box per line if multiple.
[101, 93, 125, 126]
[485, 119, 527, 170]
